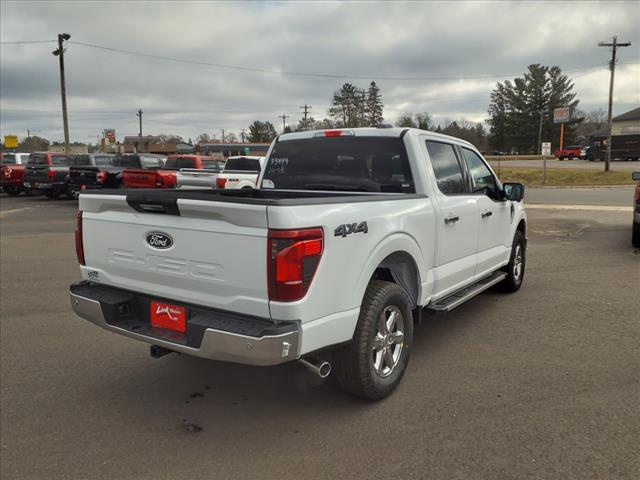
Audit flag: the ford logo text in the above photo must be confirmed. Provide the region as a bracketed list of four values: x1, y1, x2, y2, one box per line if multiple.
[146, 232, 173, 249]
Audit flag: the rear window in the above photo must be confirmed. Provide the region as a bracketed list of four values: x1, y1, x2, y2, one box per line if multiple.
[94, 155, 113, 166]
[1, 154, 16, 164]
[112, 155, 141, 168]
[74, 155, 92, 166]
[28, 154, 48, 165]
[201, 159, 224, 171]
[164, 156, 196, 170]
[224, 157, 260, 171]
[52, 155, 75, 165]
[262, 137, 414, 193]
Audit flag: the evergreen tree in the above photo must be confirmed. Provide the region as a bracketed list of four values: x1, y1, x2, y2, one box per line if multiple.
[247, 121, 277, 142]
[487, 64, 580, 154]
[366, 81, 384, 126]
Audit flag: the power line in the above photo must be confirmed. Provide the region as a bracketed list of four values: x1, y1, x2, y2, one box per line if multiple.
[0, 40, 56, 44]
[65, 40, 620, 82]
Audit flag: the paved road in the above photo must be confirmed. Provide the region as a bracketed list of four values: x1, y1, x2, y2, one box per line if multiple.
[526, 186, 634, 207]
[489, 158, 640, 171]
[1, 195, 639, 480]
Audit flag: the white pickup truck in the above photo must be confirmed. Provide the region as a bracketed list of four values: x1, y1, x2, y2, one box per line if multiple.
[69, 128, 527, 399]
[215, 156, 265, 189]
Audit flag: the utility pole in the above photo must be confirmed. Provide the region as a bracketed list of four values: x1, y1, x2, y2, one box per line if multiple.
[52, 33, 71, 152]
[299, 104, 312, 129]
[537, 111, 545, 155]
[279, 114, 289, 132]
[241, 129, 246, 143]
[598, 36, 631, 172]
[137, 109, 143, 137]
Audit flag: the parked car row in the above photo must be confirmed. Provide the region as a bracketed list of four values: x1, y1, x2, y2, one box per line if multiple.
[1, 152, 266, 198]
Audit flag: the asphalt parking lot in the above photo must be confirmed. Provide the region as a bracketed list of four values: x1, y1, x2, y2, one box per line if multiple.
[1, 193, 639, 480]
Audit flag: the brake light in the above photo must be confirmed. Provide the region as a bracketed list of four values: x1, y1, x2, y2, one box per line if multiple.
[268, 227, 323, 302]
[47, 169, 56, 181]
[217, 177, 227, 189]
[316, 130, 355, 138]
[75, 211, 85, 266]
[96, 171, 107, 183]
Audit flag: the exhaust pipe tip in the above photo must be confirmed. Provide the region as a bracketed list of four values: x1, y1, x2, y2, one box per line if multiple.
[299, 357, 331, 378]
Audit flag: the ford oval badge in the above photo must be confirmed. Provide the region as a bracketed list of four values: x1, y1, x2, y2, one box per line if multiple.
[146, 232, 173, 249]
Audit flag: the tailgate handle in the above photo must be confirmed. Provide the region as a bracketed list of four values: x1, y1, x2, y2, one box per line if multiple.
[126, 196, 180, 215]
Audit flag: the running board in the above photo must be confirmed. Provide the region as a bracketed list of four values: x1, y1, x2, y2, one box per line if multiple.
[425, 271, 507, 314]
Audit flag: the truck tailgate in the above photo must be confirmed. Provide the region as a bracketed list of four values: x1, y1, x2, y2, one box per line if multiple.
[122, 169, 157, 188]
[79, 193, 270, 318]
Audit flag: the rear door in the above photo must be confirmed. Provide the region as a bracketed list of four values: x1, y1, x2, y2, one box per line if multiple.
[80, 193, 270, 318]
[423, 139, 479, 298]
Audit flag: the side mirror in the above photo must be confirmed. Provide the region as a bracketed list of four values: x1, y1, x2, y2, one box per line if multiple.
[632, 172, 640, 182]
[503, 182, 524, 202]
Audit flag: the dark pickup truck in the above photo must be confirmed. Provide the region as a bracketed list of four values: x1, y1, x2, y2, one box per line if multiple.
[68, 153, 162, 194]
[67, 154, 116, 197]
[23, 152, 78, 198]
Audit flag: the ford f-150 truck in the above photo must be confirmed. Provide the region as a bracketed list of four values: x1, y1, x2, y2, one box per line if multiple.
[121, 154, 220, 189]
[176, 157, 226, 189]
[215, 156, 265, 189]
[1, 152, 31, 195]
[67, 153, 116, 198]
[24, 152, 78, 198]
[120, 154, 168, 188]
[69, 128, 527, 399]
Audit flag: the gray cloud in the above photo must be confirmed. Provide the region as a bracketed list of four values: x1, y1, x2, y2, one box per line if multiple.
[1, 0, 639, 143]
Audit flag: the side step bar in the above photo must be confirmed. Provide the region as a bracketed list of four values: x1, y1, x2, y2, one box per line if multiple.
[425, 271, 507, 314]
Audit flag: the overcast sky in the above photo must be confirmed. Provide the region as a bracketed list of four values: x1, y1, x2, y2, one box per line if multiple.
[1, 0, 639, 143]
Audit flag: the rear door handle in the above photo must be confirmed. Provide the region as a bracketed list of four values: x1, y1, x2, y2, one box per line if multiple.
[444, 215, 460, 224]
[481, 210, 493, 218]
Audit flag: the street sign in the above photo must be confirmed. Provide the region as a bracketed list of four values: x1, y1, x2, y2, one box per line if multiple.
[104, 129, 116, 144]
[4, 135, 18, 148]
[243, 147, 250, 155]
[541, 142, 551, 156]
[553, 107, 571, 124]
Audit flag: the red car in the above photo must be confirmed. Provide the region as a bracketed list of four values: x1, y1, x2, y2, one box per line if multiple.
[1, 153, 31, 195]
[122, 154, 222, 189]
[554, 146, 582, 161]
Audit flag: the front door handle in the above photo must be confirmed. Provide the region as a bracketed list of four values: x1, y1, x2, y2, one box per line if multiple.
[444, 215, 460, 224]
[481, 210, 493, 218]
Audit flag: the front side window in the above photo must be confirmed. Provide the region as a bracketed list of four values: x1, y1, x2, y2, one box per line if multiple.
[461, 148, 497, 197]
[425, 141, 467, 195]
[94, 155, 113, 166]
[52, 155, 75, 165]
[74, 155, 92, 166]
[141, 156, 161, 168]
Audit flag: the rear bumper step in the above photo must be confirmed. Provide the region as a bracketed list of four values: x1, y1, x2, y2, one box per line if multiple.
[426, 271, 507, 313]
[69, 281, 300, 366]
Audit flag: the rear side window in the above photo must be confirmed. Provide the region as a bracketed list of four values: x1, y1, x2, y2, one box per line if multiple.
[1, 154, 16, 164]
[52, 155, 75, 165]
[263, 137, 414, 193]
[164, 157, 196, 170]
[425, 141, 467, 195]
[141, 156, 162, 168]
[225, 157, 260, 172]
[201, 159, 223, 170]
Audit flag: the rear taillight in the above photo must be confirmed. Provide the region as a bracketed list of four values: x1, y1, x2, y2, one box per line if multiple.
[155, 175, 163, 187]
[268, 227, 323, 302]
[47, 169, 56, 181]
[216, 177, 227, 189]
[96, 171, 107, 183]
[75, 211, 85, 266]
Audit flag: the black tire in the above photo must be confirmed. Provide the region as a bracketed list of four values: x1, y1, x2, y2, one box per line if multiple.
[558, 156, 565, 161]
[332, 280, 414, 400]
[5, 186, 21, 196]
[633, 223, 640, 248]
[568, 154, 574, 160]
[500, 230, 526, 293]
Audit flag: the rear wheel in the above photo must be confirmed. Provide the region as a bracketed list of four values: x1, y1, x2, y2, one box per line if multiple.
[44, 190, 60, 199]
[633, 223, 640, 248]
[332, 280, 413, 400]
[5, 186, 21, 196]
[500, 230, 526, 292]
[568, 154, 574, 160]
